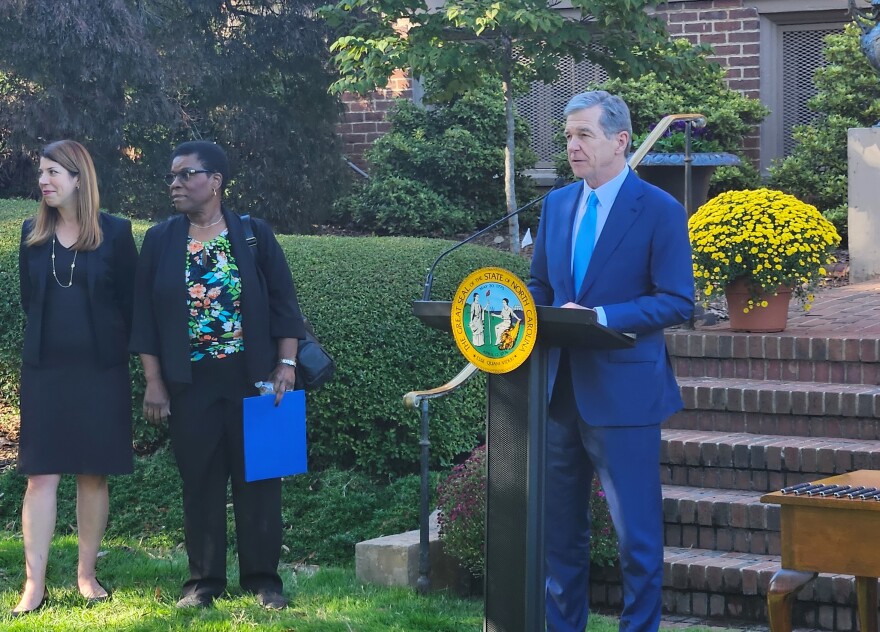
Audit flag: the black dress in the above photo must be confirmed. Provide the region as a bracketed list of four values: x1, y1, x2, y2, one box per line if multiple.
[18, 243, 133, 475]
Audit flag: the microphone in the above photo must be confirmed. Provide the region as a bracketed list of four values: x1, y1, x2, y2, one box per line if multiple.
[420, 177, 567, 301]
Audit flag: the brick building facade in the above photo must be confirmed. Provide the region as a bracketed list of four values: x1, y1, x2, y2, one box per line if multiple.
[336, 0, 851, 174]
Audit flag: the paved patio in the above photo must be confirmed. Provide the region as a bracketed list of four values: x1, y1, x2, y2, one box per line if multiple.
[699, 279, 880, 337]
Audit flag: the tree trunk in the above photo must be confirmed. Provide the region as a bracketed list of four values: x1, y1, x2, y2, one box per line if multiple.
[501, 45, 520, 254]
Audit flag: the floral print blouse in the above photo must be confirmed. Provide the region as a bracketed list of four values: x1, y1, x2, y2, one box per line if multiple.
[186, 231, 244, 360]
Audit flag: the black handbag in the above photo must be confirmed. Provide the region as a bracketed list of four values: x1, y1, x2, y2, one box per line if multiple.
[296, 318, 336, 391]
[241, 214, 336, 391]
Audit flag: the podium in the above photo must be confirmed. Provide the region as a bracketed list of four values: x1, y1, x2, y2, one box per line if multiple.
[413, 300, 634, 632]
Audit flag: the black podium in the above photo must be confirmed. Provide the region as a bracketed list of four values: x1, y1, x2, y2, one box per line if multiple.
[413, 301, 634, 632]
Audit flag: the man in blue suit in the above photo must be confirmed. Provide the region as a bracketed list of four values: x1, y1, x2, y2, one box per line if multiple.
[528, 91, 694, 631]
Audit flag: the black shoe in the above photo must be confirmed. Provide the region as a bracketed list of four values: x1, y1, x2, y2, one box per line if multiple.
[176, 593, 214, 609]
[11, 588, 48, 617]
[255, 590, 288, 610]
[83, 579, 111, 606]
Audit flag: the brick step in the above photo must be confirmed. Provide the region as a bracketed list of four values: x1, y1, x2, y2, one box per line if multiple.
[661, 429, 880, 492]
[590, 547, 864, 631]
[666, 332, 880, 364]
[661, 485, 780, 555]
[678, 377, 880, 420]
[671, 355, 879, 386]
[668, 409, 880, 441]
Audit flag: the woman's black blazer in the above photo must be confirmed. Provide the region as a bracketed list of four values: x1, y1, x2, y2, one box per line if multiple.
[129, 209, 306, 385]
[19, 212, 138, 368]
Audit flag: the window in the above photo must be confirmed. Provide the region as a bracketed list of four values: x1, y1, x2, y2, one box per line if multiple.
[516, 58, 608, 170]
[759, 5, 848, 171]
[781, 25, 844, 155]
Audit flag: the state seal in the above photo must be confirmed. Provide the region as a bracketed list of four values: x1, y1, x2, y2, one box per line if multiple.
[450, 267, 538, 374]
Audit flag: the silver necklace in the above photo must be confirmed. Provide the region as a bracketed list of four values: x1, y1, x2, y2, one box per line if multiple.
[51, 236, 77, 288]
[190, 215, 224, 229]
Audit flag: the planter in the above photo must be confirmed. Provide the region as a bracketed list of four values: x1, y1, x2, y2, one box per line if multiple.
[724, 278, 792, 333]
[635, 152, 741, 213]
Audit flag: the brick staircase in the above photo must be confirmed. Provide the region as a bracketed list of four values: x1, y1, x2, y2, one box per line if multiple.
[589, 323, 880, 631]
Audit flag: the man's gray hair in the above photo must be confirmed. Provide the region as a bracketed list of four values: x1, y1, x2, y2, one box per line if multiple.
[563, 91, 633, 154]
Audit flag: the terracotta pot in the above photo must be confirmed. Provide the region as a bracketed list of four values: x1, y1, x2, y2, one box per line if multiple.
[724, 278, 792, 333]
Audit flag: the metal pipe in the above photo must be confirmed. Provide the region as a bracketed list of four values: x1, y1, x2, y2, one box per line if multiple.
[684, 121, 696, 330]
[684, 120, 694, 216]
[416, 398, 431, 594]
[403, 362, 481, 595]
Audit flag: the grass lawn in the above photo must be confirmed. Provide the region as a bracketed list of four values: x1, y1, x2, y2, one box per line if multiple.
[0, 533, 486, 631]
[0, 533, 724, 631]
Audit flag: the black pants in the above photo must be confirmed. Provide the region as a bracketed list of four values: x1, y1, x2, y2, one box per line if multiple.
[168, 355, 283, 598]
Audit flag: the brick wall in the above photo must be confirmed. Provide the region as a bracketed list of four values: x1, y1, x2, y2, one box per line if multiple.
[656, 0, 762, 160]
[337, 70, 413, 171]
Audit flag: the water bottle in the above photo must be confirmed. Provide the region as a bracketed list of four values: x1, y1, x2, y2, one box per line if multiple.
[255, 381, 275, 395]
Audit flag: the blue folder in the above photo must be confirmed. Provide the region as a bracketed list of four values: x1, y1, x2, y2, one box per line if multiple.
[243, 391, 308, 482]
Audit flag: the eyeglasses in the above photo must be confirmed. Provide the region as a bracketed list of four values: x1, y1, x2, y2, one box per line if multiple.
[163, 169, 213, 186]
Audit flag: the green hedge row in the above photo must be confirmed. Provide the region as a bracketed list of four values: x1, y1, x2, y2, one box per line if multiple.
[0, 200, 531, 477]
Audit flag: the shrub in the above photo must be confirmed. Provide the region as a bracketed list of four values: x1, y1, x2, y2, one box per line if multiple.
[333, 86, 538, 235]
[0, 202, 532, 477]
[281, 234, 530, 476]
[436, 445, 486, 575]
[0, 447, 433, 567]
[280, 467, 434, 566]
[332, 175, 470, 237]
[769, 23, 880, 245]
[436, 445, 618, 574]
[588, 476, 618, 567]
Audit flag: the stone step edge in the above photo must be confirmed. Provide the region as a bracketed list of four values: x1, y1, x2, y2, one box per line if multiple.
[667, 409, 880, 443]
[661, 428, 880, 477]
[665, 331, 880, 364]
[594, 546, 862, 603]
[678, 377, 880, 419]
[662, 484, 776, 529]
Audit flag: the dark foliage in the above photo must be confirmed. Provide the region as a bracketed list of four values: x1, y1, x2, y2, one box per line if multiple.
[0, 0, 170, 205]
[0, 0, 346, 232]
[332, 87, 538, 235]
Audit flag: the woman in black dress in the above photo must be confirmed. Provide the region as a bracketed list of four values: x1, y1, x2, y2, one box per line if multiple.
[14, 140, 137, 615]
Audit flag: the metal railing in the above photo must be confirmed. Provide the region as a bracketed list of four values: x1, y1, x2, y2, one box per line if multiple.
[403, 362, 480, 593]
[628, 113, 706, 215]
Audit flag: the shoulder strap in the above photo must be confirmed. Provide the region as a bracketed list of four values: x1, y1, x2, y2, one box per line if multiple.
[240, 214, 259, 257]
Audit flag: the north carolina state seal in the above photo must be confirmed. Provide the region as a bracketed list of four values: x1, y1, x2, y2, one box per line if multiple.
[450, 267, 537, 374]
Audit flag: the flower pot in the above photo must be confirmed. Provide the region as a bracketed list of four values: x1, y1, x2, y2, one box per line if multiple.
[636, 152, 741, 213]
[724, 278, 792, 333]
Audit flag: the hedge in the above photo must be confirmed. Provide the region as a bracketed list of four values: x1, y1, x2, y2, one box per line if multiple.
[0, 200, 531, 477]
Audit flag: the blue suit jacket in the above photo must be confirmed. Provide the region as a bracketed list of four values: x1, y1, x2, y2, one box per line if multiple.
[528, 170, 694, 426]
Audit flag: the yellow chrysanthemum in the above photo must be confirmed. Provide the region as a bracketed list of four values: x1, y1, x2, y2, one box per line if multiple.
[688, 188, 841, 311]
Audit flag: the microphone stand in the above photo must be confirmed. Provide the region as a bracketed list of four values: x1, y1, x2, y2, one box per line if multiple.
[420, 185, 560, 302]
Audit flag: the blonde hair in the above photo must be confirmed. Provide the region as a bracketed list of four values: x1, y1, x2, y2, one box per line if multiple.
[24, 140, 103, 251]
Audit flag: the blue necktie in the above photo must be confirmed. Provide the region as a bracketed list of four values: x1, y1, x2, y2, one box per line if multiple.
[573, 191, 598, 294]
